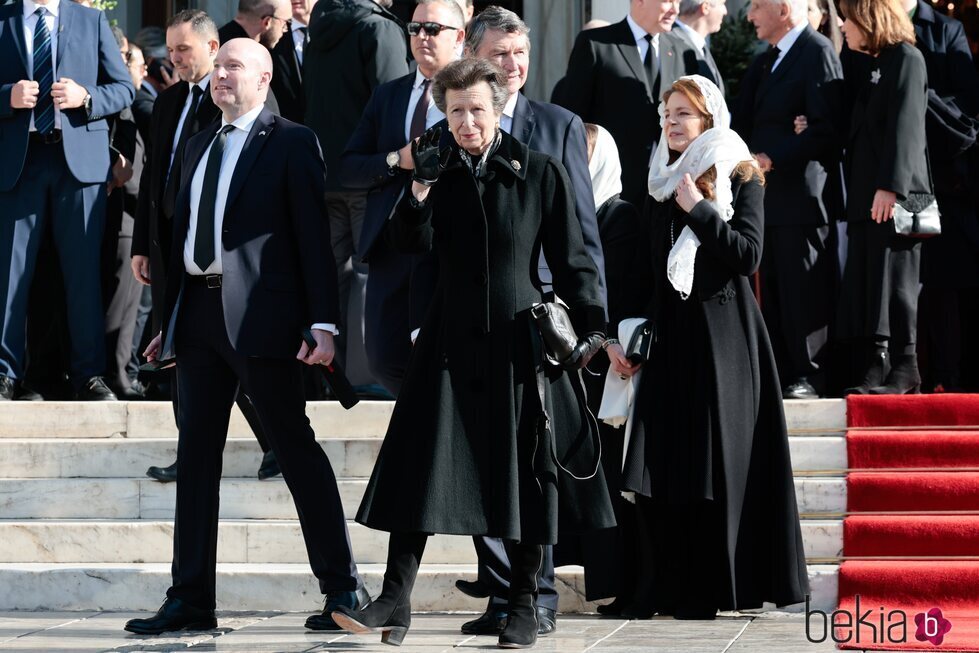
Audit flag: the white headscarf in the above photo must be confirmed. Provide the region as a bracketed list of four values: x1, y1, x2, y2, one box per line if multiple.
[588, 124, 623, 211]
[647, 75, 754, 299]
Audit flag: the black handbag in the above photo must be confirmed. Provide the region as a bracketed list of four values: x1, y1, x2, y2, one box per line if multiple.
[894, 147, 941, 239]
[625, 320, 654, 365]
[531, 302, 578, 366]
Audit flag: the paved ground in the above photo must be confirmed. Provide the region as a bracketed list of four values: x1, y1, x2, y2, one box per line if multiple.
[0, 611, 908, 652]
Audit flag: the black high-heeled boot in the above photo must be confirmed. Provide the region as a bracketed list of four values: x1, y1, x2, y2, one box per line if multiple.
[844, 346, 890, 395]
[332, 531, 427, 647]
[870, 354, 921, 395]
[499, 542, 542, 649]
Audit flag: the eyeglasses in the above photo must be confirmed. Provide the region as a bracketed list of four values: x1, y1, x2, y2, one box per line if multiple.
[407, 21, 461, 37]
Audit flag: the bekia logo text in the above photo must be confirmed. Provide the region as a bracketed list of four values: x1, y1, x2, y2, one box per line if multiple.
[805, 595, 952, 646]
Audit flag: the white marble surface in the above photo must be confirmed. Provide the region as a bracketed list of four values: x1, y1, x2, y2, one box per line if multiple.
[0, 403, 127, 439]
[787, 437, 846, 472]
[782, 399, 846, 435]
[794, 478, 846, 515]
[0, 479, 141, 519]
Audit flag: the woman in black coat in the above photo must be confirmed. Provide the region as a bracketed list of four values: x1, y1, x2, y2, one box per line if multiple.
[837, 0, 930, 394]
[606, 76, 809, 619]
[332, 59, 614, 649]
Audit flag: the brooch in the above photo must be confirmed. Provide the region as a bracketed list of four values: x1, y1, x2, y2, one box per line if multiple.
[871, 69, 882, 85]
[511, 160, 521, 170]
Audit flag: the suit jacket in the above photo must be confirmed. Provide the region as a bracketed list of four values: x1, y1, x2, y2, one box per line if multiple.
[0, 0, 134, 191]
[731, 26, 844, 226]
[671, 22, 725, 97]
[845, 43, 930, 222]
[161, 108, 340, 360]
[554, 19, 698, 206]
[131, 84, 155, 147]
[271, 23, 305, 124]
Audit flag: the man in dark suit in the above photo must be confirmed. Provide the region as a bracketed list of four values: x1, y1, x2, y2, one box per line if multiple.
[732, 0, 843, 399]
[339, 0, 465, 395]
[270, 0, 316, 124]
[555, 0, 700, 206]
[132, 10, 280, 483]
[674, 0, 727, 96]
[124, 38, 367, 636]
[306, 0, 409, 395]
[0, 0, 134, 400]
[217, 0, 291, 49]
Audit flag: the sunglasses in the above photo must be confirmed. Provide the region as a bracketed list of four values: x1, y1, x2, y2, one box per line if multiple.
[407, 21, 461, 37]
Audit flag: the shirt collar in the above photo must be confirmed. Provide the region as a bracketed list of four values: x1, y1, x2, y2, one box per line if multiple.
[413, 68, 430, 90]
[675, 20, 706, 53]
[221, 103, 264, 133]
[626, 13, 658, 47]
[24, 0, 61, 18]
[292, 18, 307, 31]
[775, 22, 807, 56]
[192, 72, 212, 95]
[502, 92, 518, 120]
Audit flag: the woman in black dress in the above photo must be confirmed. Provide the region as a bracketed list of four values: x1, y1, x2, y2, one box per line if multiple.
[837, 0, 930, 394]
[606, 75, 809, 619]
[332, 59, 614, 649]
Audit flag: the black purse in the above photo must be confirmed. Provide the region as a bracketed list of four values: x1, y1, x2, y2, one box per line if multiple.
[531, 302, 578, 366]
[624, 320, 654, 365]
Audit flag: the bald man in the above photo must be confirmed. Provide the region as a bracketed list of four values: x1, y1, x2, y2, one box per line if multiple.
[125, 38, 368, 635]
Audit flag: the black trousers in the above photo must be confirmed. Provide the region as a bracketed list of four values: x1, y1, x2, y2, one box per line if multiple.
[166, 277, 361, 609]
[760, 224, 832, 387]
[475, 536, 558, 611]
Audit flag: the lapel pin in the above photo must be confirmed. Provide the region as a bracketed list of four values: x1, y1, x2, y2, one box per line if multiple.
[871, 69, 882, 85]
[259, 130, 267, 136]
[511, 160, 521, 171]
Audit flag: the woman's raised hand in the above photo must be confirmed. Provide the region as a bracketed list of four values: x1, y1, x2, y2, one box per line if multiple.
[675, 173, 705, 213]
[411, 126, 444, 186]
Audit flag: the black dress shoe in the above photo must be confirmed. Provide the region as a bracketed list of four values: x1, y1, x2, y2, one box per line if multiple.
[305, 586, 371, 631]
[782, 379, 818, 400]
[76, 376, 117, 401]
[536, 607, 556, 636]
[146, 461, 178, 483]
[455, 578, 491, 599]
[461, 600, 508, 635]
[0, 375, 14, 400]
[257, 450, 281, 480]
[596, 599, 624, 616]
[123, 597, 216, 635]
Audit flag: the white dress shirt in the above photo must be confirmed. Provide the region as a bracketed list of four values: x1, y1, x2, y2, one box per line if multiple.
[291, 20, 307, 66]
[626, 12, 660, 65]
[772, 23, 807, 71]
[169, 74, 212, 176]
[183, 104, 337, 335]
[23, 0, 62, 131]
[404, 68, 445, 141]
[674, 19, 707, 56]
[499, 92, 519, 135]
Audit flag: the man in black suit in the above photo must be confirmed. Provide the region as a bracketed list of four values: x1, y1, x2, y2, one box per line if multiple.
[124, 38, 367, 636]
[217, 0, 291, 49]
[674, 0, 727, 96]
[732, 0, 843, 399]
[555, 0, 699, 206]
[270, 0, 315, 124]
[339, 0, 465, 395]
[131, 10, 280, 483]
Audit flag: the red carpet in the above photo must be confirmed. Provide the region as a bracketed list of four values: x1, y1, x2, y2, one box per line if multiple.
[839, 395, 979, 651]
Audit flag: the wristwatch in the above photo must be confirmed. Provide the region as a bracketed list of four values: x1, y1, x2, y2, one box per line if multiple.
[385, 150, 400, 170]
[83, 93, 92, 113]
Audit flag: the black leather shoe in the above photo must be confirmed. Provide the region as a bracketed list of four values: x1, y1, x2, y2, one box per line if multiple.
[455, 579, 491, 599]
[783, 379, 818, 399]
[461, 600, 508, 635]
[305, 586, 371, 631]
[146, 461, 178, 483]
[76, 376, 117, 401]
[123, 597, 216, 635]
[0, 375, 14, 400]
[536, 607, 556, 636]
[257, 450, 281, 480]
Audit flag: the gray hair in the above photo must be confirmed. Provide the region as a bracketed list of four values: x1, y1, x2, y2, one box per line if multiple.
[678, 0, 714, 17]
[767, 0, 808, 25]
[167, 9, 220, 43]
[432, 57, 510, 115]
[464, 5, 531, 54]
[415, 0, 466, 28]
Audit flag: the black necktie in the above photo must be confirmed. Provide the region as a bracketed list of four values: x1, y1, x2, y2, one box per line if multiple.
[298, 26, 308, 57]
[194, 125, 235, 272]
[33, 7, 55, 135]
[410, 78, 430, 140]
[163, 85, 205, 218]
[766, 46, 781, 76]
[643, 33, 659, 98]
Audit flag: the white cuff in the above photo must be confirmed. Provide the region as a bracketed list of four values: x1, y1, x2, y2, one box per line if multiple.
[311, 323, 339, 336]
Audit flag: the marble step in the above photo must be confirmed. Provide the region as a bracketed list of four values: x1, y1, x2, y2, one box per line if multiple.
[0, 435, 846, 480]
[0, 562, 840, 613]
[0, 399, 845, 439]
[0, 477, 847, 520]
[0, 519, 845, 564]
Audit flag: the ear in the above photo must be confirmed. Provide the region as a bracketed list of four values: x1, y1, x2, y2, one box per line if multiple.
[208, 39, 220, 57]
[455, 28, 466, 49]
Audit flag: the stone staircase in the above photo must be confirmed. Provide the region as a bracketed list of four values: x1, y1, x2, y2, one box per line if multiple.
[0, 400, 845, 613]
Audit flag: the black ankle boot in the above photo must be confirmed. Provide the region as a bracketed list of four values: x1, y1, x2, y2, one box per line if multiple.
[844, 347, 890, 395]
[499, 543, 542, 649]
[331, 532, 427, 647]
[870, 354, 921, 395]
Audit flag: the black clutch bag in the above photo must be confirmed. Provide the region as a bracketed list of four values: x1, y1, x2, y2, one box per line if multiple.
[625, 320, 654, 365]
[301, 330, 360, 410]
[531, 302, 578, 366]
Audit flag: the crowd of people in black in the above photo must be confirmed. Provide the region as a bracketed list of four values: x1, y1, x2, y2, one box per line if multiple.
[2, 0, 979, 648]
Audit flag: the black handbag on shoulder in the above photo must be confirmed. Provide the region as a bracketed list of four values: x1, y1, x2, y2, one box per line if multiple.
[531, 302, 578, 366]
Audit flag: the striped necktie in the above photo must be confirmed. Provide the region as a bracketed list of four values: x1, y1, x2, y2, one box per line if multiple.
[33, 7, 55, 135]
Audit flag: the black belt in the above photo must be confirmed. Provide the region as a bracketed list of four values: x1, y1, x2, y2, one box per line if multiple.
[187, 273, 222, 288]
[28, 129, 62, 145]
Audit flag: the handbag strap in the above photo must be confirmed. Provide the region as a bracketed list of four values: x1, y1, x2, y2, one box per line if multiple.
[535, 365, 602, 481]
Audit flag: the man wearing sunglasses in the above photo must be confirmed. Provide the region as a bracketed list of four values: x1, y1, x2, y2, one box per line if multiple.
[339, 0, 464, 396]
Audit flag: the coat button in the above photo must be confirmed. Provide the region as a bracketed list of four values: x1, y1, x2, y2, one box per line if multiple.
[475, 272, 487, 286]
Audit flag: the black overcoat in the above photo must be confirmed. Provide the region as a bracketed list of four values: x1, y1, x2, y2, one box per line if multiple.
[355, 132, 615, 545]
[624, 176, 810, 610]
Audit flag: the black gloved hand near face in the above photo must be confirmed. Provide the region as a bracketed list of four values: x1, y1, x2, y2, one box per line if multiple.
[412, 126, 444, 186]
[562, 332, 606, 371]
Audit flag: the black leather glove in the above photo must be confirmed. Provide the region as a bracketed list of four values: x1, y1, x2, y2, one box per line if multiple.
[411, 126, 444, 186]
[562, 332, 606, 371]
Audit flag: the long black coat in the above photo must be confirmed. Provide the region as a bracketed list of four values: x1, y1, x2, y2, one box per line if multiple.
[355, 132, 615, 544]
[625, 176, 810, 610]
